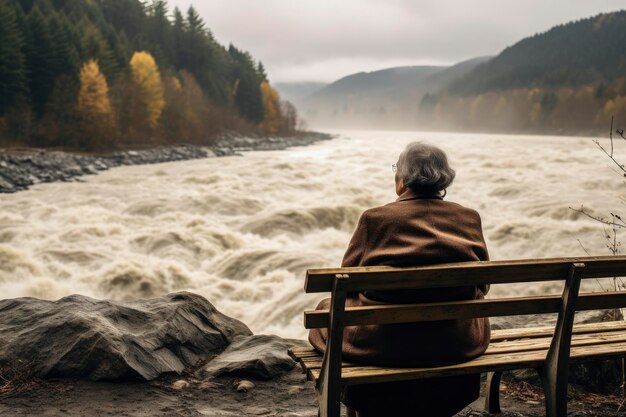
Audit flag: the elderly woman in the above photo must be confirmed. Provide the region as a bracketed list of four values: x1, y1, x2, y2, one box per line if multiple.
[309, 142, 490, 417]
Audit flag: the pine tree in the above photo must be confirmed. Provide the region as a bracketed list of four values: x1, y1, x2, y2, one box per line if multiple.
[0, 1, 27, 115]
[80, 24, 118, 81]
[229, 45, 264, 123]
[25, 6, 57, 116]
[257, 61, 268, 81]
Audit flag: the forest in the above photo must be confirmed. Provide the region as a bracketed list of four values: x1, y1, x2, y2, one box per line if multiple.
[0, 0, 299, 150]
[420, 11, 626, 134]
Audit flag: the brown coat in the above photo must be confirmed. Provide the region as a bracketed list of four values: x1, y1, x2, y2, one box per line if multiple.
[308, 189, 490, 416]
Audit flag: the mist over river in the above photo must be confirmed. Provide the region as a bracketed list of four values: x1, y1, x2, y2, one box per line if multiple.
[1, 131, 624, 338]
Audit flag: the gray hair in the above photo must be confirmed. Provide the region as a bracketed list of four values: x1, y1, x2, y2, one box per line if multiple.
[397, 142, 455, 193]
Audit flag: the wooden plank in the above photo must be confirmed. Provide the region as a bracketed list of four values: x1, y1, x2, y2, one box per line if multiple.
[305, 295, 558, 328]
[289, 348, 320, 359]
[290, 322, 626, 360]
[304, 255, 626, 293]
[489, 330, 626, 354]
[490, 320, 626, 341]
[301, 337, 626, 384]
[298, 330, 626, 374]
[309, 349, 548, 384]
[304, 292, 626, 328]
[307, 340, 626, 385]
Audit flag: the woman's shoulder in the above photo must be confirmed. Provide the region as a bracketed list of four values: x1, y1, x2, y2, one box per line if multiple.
[365, 198, 483, 224]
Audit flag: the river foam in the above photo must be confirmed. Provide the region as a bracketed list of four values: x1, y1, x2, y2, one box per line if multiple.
[1, 131, 624, 338]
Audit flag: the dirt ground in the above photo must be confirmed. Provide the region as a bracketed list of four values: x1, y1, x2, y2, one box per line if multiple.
[1, 369, 625, 417]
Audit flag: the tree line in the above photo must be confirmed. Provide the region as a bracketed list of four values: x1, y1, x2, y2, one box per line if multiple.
[418, 78, 626, 135]
[419, 11, 626, 134]
[0, 0, 299, 150]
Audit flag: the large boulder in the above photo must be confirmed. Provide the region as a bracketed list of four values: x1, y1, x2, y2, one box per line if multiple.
[200, 335, 309, 380]
[0, 292, 251, 381]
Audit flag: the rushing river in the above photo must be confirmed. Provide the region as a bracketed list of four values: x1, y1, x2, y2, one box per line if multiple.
[1, 131, 624, 338]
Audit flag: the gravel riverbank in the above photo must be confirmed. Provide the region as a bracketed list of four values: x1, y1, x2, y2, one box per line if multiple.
[0, 132, 333, 193]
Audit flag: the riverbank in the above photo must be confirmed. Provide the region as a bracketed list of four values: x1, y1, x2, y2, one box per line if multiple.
[1, 369, 623, 416]
[0, 132, 333, 193]
[1, 292, 624, 417]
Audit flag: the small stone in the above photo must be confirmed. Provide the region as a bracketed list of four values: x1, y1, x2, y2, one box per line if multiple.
[172, 380, 190, 390]
[234, 379, 255, 392]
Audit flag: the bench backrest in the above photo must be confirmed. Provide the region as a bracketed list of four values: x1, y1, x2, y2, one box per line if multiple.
[304, 256, 626, 329]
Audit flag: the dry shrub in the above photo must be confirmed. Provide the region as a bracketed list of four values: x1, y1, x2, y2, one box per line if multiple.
[0, 360, 39, 397]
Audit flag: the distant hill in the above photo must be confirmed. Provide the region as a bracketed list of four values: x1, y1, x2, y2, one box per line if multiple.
[306, 65, 443, 104]
[429, 10, 626, 135]
[274, 82, 327, 106]
[301, 58, 490, 129]
[300, 10, 626, 134]
[449, 10, 626, 95]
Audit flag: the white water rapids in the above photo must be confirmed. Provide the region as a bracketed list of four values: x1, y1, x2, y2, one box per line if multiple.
[1, 131, 624, 338]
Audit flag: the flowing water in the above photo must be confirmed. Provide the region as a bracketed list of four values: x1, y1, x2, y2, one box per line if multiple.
[1, 131, 624, 338]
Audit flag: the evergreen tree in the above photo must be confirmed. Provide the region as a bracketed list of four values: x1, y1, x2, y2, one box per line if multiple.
[257, 61, 268, 81]
[80, 23, 118, 80]
[229, 45, 264, 123]
[25, 6, 59, 116]
[0, 1, 27, 115]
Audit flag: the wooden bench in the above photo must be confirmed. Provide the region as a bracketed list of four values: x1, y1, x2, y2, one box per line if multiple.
[288, 255, 626, 417]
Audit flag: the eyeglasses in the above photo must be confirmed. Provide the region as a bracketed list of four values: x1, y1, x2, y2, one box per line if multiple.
[392, 163, 397, 173]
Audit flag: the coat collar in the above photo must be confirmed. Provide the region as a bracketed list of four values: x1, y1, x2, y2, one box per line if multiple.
[396, 189, 443, 202]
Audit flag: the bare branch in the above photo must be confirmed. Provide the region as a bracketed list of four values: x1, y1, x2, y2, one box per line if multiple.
[610, 115, 614, 157]
[593, 139, 626, 175]
[569, 205, 626, 229]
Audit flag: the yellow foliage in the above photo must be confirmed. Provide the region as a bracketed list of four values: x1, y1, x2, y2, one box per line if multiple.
[529, 103, 542, 126]
[129, 51, 165, 127]
[494, 96, 507, 115]
[604, 96, 626, 116]
[469, 95, 484, 122]
[168, 76, 182, 92]
[78, 60, 112, 119]
[259, 81, 282, 135]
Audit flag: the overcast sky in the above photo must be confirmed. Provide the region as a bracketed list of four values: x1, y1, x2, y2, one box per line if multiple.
[168, 0, 625, 83]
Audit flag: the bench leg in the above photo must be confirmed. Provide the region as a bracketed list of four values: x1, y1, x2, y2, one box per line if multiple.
[484, 371, 503, 413]
[541, 371, 567, 417]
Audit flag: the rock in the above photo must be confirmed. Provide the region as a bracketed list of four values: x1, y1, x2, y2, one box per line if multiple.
[0, 292, 252, 381]
[0, 133, 333, 193]
[171, 380, 190, 390]
[200, 335, 304, 380]
[234, 379, 255, 392]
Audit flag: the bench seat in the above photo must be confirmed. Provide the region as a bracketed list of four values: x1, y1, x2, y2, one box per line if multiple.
[290, 320, 626, 386]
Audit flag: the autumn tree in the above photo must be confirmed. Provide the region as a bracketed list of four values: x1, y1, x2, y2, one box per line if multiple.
[259, 81, 282, 135]
[77, 60, 114, 149]
[129, 51, 164, 128]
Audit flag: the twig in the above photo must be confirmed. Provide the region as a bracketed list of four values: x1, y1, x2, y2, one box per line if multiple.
[570, 206, 626, 229]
